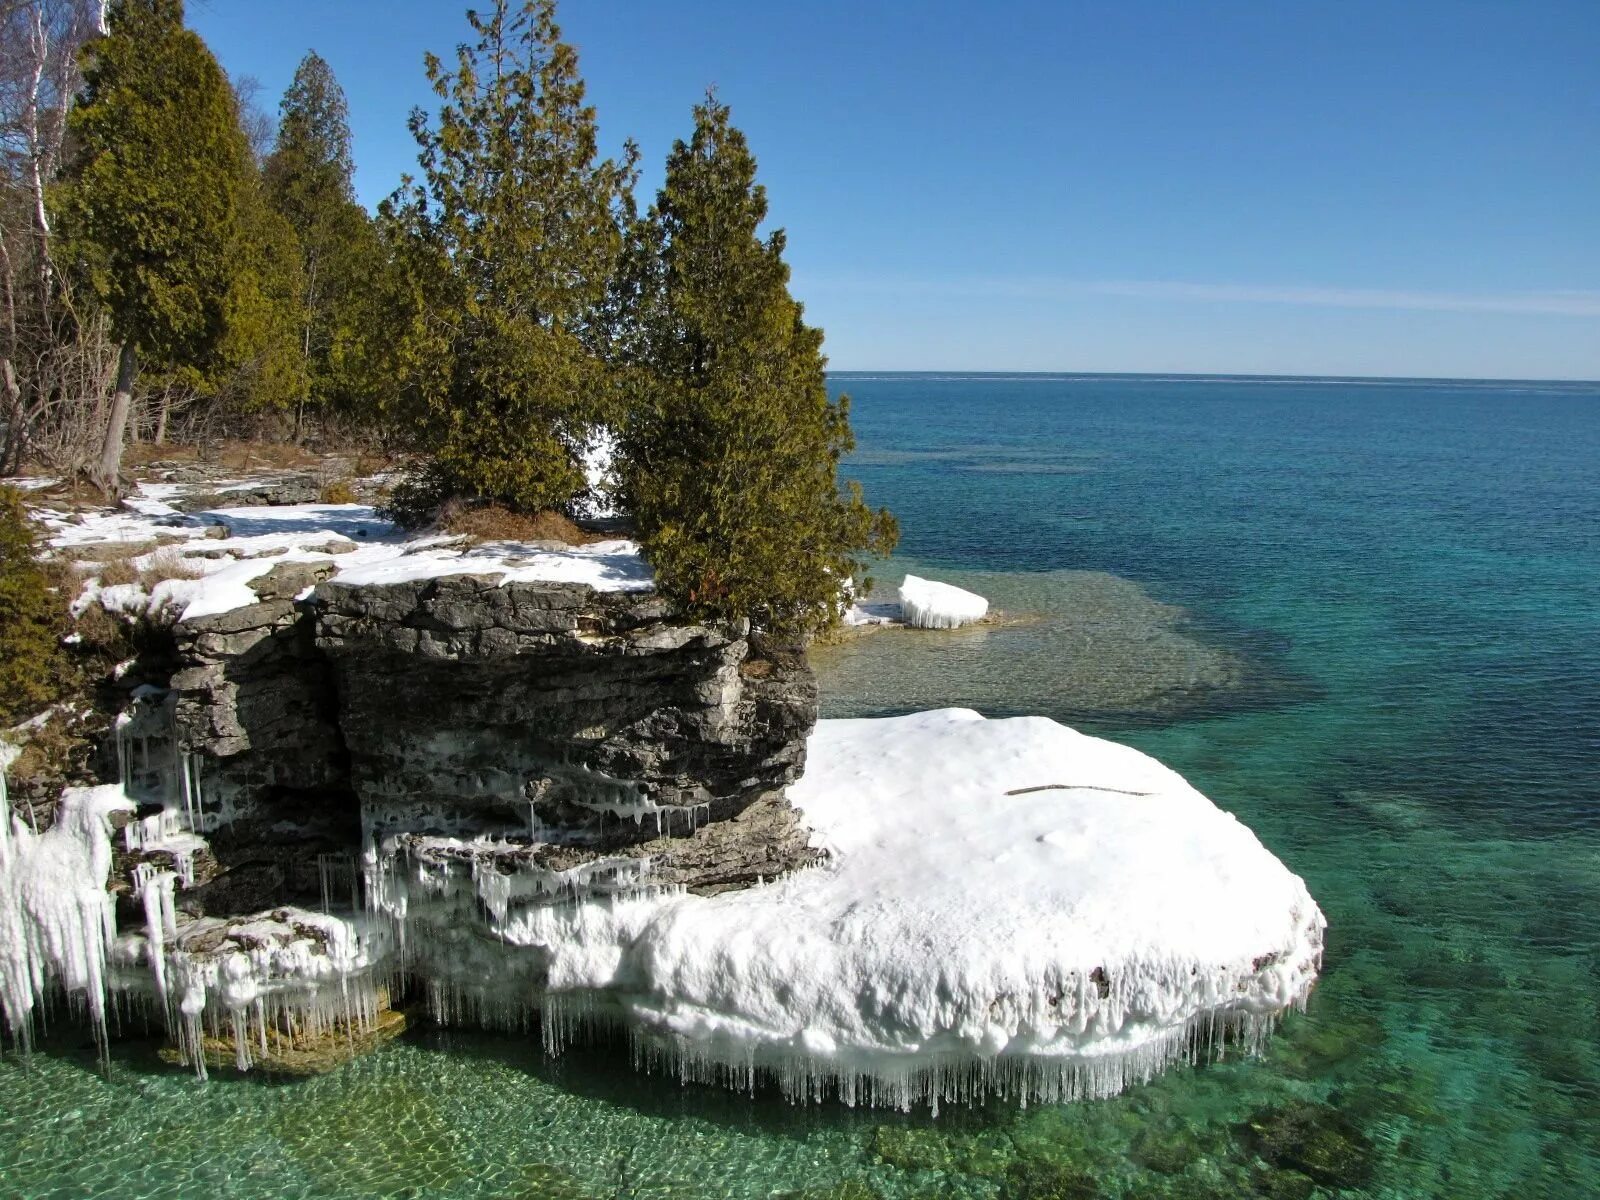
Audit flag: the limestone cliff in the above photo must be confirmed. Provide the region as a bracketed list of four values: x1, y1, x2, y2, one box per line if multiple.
[145, 564, 818, 919]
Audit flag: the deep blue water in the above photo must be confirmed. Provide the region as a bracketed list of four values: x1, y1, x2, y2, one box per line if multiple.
[2, 373, 1596, 1198]
[837, 373, 1600, 832]
[828, 372, 1600, 1194]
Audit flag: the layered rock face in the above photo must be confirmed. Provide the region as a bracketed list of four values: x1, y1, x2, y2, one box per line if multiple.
[161, 565, 818, 908]
[315, 575, 819, 890]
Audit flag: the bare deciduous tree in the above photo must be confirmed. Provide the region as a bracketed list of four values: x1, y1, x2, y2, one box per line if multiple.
[0, 0, 108, 476]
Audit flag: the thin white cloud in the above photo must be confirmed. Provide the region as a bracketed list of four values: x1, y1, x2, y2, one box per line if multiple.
[797, 272, 1600, 317]
[1085, 280, 1600, 317]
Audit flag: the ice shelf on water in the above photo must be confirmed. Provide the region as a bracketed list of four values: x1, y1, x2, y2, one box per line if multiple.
[2, 693, 1321, 1105]
[898, 574, 989, 629]
[359, 709, 1323, 1109]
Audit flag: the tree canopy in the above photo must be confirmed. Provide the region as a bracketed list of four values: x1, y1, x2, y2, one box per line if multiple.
[60, 0, 254, 488]
[264, 51, 374, 434]
[617, 95, 898, 640]
[7, 0, 896, 635]
[378, 0, 638, 518]
[64, 0, 249, 373]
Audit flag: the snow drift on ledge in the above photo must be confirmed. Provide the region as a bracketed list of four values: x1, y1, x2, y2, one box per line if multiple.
[40, 484, 651, 625]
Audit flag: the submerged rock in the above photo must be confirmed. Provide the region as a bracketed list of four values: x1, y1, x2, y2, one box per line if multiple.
[159, 992, 406, 1076]
[1002, 1159, 1101, 1200]
[1237, 1100, 1376, 1190]
[814, 568, 1290, 722]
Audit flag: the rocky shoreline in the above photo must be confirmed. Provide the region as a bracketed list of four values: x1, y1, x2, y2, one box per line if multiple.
[1, 471, 1322, 1102]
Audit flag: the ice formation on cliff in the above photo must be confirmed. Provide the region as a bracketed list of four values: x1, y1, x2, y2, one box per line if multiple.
[898, 574, 989, 629]
[0, 710, 1323, 1104]
[0, 767, 132, 1054]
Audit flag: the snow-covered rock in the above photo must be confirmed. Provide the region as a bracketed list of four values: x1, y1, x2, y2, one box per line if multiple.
[9, 479, 1323, 1106]
[3, 698, 1322, 1107]
[35, 483, 653, 626]
[363, 708, 1323, 1108]
[898, 574, 989, 629]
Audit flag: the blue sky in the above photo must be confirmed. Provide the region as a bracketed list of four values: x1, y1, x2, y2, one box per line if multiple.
[189, 0, 1599, 379]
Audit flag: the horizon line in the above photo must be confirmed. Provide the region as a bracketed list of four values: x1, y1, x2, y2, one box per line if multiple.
[824, 368, 1600, 386]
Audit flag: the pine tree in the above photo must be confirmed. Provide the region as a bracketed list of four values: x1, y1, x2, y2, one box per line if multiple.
[0, 486, 59, 723]
[264, 51, 375, 436]
[60, 0, 252, 493]
[217, 170, 308, 417]
[378, 0, 637, 519]
[618, 96, 897, 641]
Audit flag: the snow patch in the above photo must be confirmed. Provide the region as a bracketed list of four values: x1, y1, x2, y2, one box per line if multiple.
[35, 482, 654, 625]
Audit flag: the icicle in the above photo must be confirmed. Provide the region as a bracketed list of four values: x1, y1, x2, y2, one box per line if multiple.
[0, 740, 16, 863]
[132, 865, 178, 1010]
[114, 714, 131, 791]
[0, 783, 135, 1057]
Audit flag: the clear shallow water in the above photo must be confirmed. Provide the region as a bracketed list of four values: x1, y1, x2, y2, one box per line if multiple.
[3, 373, 1598, 1198]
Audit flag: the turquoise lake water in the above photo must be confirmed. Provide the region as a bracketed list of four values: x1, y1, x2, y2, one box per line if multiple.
[3, 373, 1597, 1198]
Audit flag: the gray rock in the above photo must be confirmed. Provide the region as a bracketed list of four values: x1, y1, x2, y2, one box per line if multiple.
[157, 574, 819, 912]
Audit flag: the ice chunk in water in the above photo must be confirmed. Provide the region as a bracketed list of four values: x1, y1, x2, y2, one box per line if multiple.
[898, 574, 989, 629]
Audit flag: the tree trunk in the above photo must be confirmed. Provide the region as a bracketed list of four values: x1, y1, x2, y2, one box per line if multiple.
[154, 391, 169, 445]
[92, 341, 136, 497]
[1, 358, 22, 475]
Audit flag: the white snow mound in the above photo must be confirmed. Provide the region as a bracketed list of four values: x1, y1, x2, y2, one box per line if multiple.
[374, 708, 1324, 1108]
[898, 574, 989, 628]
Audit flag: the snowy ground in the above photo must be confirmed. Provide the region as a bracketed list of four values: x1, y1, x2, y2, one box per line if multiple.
[28, 478, 988, 634]
[28, 478, 652, 624]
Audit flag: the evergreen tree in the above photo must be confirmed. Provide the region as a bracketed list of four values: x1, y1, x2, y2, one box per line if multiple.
[264, 51, 375, 436]
[61, 0, 251, 493]
[618, 96, 897, 640]
[0, 486, 59, 723]
[217, 170, 307, 417]
[379, 0, 637, 518]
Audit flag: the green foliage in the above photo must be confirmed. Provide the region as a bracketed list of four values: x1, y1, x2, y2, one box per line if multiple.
[0, 488, 60, 724]
[217, 170, 308, 413]
[264, 52, 379, 426]
[376, 0, 637, 517]
[60, 0, 252, 373]
[616, 96, 897, 640]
